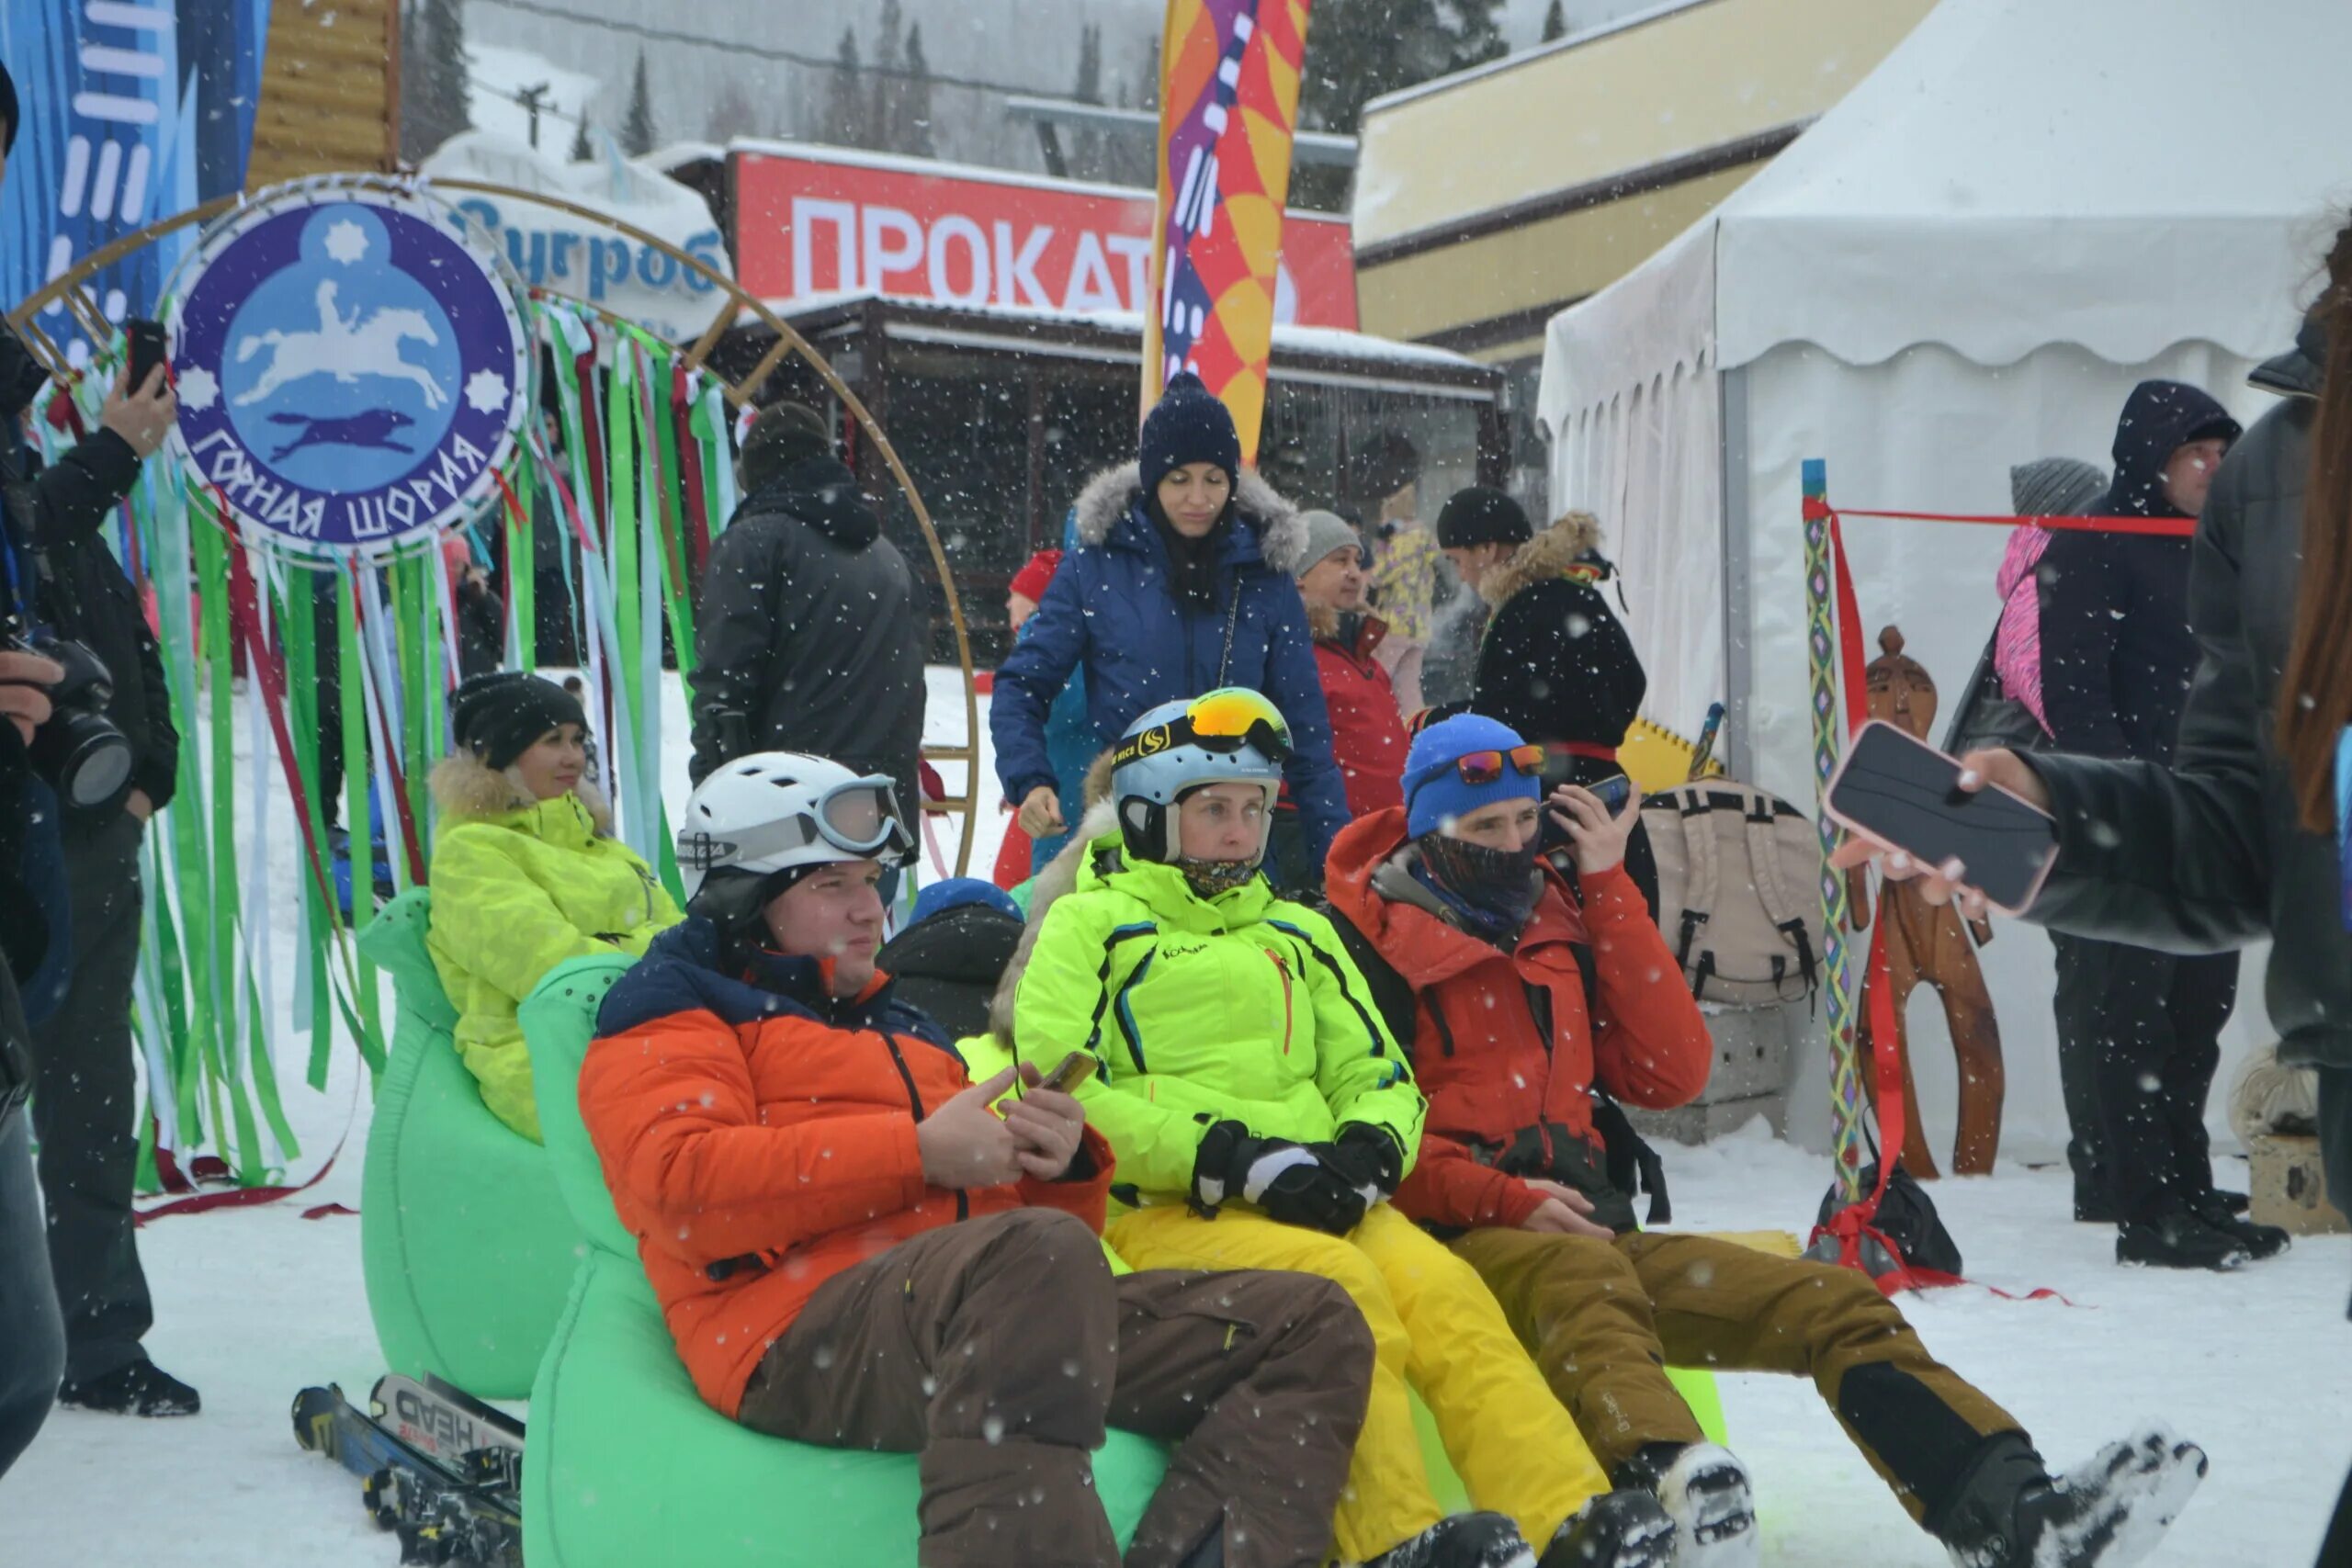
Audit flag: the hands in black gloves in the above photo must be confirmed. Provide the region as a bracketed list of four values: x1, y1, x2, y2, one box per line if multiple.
[1192, 1119, 1369, 1235]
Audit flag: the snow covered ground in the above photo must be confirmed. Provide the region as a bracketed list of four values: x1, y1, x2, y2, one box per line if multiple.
[5, 670, 2347, 1564]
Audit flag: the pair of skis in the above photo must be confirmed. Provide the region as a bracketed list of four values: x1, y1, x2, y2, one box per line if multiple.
[291, 1373, 524, 1567]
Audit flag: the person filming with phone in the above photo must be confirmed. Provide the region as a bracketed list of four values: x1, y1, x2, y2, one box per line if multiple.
[1842, 378, 2273, 1273]
[1834, 228, 2352, 1302]
[0, 57, 192, 1420]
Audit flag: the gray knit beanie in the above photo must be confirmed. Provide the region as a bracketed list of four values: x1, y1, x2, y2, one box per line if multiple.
[1294, 509, 1364, 580]
[2009, 457, 2108, 518]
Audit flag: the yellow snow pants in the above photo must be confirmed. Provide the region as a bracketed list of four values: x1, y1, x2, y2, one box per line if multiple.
[1106, 1202, 1609, 1562]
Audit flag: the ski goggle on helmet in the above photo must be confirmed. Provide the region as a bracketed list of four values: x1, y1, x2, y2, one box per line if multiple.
[1110, 689, 1291, 863]
[675, 751, 912, 923]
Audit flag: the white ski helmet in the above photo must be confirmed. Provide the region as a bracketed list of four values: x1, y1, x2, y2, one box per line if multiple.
[676, 752, 913, 929]
[1110, 688, 1291, 863]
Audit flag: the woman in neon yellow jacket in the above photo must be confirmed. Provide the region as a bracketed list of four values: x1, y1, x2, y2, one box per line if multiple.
[426, 672, 679, 1142]
[1001, 689, 1668, 1568]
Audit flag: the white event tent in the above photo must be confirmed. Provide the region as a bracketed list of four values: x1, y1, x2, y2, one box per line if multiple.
[1536, 0, 2352, 1160]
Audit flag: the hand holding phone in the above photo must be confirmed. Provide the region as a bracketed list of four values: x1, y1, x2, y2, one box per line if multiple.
[1824, 723, 2057, 915]
[1032, 1051, 1094, 1095]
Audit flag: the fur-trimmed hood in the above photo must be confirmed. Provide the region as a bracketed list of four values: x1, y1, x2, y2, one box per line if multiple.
[1477, 510, 1606, 608]
[429, 750, 616, 837]
[986, 799, 1121, 1041]
[1069, 461, 1308, 575]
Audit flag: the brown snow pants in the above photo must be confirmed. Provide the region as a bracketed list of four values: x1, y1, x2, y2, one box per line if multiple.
[1453, 1227, 2024, 1524]
[737, 1208, 1374, 1568]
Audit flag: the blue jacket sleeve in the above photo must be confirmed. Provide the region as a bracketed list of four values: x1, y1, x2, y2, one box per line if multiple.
[991, 558, 1090, 805]
[1261, 578, 1351, 869]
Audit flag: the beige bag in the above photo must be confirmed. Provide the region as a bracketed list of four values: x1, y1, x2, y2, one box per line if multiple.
[1642, 783, 1825, 1009]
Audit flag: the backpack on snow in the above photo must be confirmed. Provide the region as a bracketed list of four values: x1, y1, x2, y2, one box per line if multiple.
[1641, 783, 1824, 1010]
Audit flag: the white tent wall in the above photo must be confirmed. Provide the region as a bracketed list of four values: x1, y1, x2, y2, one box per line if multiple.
[1731, 338, 2285, 1166]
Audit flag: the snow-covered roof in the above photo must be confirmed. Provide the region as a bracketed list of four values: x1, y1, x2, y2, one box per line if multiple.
[753, 290, 1491, 378]
[1542, 0, 2352, 426]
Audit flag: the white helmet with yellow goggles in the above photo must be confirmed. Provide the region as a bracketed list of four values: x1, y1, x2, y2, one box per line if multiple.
[1109, 689, 1292, 863]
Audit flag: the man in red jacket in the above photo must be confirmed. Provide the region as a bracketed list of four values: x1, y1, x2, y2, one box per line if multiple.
[1323, 716, 2209, 1568]
[582, 752, 1374, 1568]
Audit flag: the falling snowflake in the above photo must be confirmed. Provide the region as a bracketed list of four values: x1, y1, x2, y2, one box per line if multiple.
[464, 367, 509, 414]
[322, 220, 369, 265]
[176, 365, 220, 413]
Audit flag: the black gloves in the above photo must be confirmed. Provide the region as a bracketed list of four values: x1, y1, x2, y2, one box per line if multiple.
[1321, 1122, 1405, 1202]
[1192, 1120, 1370, 1235]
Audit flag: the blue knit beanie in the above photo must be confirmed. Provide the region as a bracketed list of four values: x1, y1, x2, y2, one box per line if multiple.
[1402, 714, 1541, 840]
[910, 876, 1021, 927]
[1139, 372, 1242, 496]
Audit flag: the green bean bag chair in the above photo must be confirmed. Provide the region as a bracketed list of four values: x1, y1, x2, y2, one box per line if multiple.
[517, 955, 1174, 1568]
[356, 890, 579, 1399]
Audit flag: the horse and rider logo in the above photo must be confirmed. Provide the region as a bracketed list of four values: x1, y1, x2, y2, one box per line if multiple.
[167, 183, 530, 561]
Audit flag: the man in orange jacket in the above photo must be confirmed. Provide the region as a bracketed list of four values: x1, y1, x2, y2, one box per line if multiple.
[581, 752, 1374, 1568]
[1322, 716, 2210, 1568]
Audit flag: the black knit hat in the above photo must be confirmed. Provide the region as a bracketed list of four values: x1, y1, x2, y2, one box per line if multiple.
[1139, 372, 1242, 495]
[738, 401, 834, 493]
[0, 59, 17, 156]
[1435, 486, 1532, 550]
[449, 671, 587, 771]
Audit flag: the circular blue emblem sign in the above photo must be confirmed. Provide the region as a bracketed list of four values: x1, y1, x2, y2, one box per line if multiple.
[167, 182, 530, 562]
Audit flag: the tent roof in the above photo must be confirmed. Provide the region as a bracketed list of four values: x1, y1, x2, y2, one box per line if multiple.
[1541, 0, 2352, 427]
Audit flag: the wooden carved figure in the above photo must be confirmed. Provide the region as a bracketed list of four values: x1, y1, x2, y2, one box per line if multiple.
[1848, 626, 2006, 1178]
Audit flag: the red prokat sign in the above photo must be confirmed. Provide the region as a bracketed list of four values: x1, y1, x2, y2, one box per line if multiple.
[729, 144, 1357, 331]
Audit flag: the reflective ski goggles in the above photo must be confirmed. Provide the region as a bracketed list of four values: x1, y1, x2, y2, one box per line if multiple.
[1439, 743, 1546, 788]
[1116, 688, 1295, 768]
[676, 776, 911, 873]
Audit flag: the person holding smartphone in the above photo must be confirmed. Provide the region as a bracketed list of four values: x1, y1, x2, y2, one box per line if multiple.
[581, 750, 1380, 1568]
[1838, 224, 2352, 1560]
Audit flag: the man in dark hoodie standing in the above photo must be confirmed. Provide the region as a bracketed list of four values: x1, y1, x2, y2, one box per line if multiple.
[2035, 379, 2282, 1271]
[0, 58, 197, 1418]
[688, 402, 926, 829]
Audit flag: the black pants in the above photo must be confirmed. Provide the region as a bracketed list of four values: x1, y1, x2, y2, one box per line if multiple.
[2320, 1067, 2352, 1566]
[0, 1103, 64, 1478]
[2049, 933, 2237, 1224]
[28, 810, 153, 1383]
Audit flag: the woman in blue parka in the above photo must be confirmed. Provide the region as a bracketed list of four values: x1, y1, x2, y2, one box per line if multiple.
[992, 373, 1351, 882]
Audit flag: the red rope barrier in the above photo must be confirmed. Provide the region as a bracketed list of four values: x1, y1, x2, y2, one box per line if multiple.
[1801, 498, 2194, 538]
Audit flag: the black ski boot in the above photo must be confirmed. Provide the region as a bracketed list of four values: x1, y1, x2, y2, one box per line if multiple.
[1934, 1427, 2207, 1568]
[1367, 1511, 1535, 1568]
[58, 1358, 202, 1417]
[2189, 1190, 2290, 1259]
[2114, 1205, 2251, 1271]
[1539, 1491, 1677, 1568]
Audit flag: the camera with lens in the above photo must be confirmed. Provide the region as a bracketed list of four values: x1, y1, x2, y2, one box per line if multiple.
[3, 480, 133, 815]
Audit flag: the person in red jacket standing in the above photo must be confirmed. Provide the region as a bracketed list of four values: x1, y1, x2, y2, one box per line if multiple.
[1296, 510, 1409, 818]
[1322, 716, 2210, 1568]
[581, 751, 1375, 1568]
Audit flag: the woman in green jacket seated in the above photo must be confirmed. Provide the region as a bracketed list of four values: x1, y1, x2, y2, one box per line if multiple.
[427, 671, 680, 1141]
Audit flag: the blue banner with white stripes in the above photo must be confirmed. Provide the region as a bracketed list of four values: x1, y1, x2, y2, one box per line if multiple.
[1, 0, 273, 365]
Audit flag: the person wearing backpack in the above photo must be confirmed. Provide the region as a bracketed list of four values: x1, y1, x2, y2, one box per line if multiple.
[1321, 715, 2211, 1568]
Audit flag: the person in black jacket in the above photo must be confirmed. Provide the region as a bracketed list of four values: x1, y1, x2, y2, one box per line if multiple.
[1837, 231, 2352, 1560]
[688, 402, 925, 828]
[2030, 379, 2279, 1270]
[1444, 490, 1657, 914]
[0, 649, 67, 1477]
[0, 66, 194, 1413]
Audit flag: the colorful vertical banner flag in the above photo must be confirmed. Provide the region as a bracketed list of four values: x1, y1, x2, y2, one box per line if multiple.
[0, 0, 274, 365]
[1143, 0, 1314, 464]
